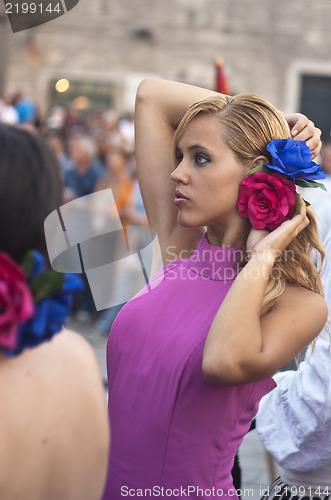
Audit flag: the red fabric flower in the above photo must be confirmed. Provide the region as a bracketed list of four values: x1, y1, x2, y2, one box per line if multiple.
[0, 253, 34, 350]
[237, 171, 296, 231]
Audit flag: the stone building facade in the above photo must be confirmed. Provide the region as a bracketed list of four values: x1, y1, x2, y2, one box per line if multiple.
[2, 0, 331, 134]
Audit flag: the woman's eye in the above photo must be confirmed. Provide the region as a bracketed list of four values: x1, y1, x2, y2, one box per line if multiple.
[195, 153, 210, 165]
[176, 151, 183, 163]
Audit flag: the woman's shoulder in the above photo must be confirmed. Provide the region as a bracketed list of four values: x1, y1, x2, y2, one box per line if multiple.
[280, 282, 327, 302]
[48, 327, 99, 362]
[275, 283, 328, 325]
[0, 328, 100, 375]
[260, 283, 328, 335]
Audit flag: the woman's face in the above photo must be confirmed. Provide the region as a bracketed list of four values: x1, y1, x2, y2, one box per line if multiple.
[171, 114, 251, 231]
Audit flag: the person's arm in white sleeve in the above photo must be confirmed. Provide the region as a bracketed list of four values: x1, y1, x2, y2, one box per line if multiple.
[256, 231, 331, 473]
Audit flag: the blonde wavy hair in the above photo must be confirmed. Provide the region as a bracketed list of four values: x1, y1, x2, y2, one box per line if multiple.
[174, 94, 325, 315]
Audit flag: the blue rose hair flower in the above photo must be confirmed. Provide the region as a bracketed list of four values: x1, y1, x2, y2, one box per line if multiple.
[265, 138, 326, 183]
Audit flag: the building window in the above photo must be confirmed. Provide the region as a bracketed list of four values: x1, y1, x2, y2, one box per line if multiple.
[299, 74, 331, 140]
[49, 79, 114, 113]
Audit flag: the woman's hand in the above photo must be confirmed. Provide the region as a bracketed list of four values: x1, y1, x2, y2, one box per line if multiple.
[246, 195, 309, 260]
[284, 112, 322, 158]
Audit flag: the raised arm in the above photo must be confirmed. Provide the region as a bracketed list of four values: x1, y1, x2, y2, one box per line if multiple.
[135, 79, 220, 263]
[135, 80, 323, 265]
[202, 198, 328, 385]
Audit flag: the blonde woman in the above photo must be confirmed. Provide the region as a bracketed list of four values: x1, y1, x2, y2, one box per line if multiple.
[101, 80, 327, 499]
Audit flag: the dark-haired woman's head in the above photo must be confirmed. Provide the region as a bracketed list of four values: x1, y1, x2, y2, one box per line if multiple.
[0, 125, 63, 262]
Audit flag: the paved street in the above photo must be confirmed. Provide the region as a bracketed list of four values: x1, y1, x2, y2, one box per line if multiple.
[240, 429, 280, 499]
[67, 317, 280, 500]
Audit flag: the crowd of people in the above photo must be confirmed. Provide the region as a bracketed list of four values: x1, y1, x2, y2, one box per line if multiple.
[0, 91, 150, 334]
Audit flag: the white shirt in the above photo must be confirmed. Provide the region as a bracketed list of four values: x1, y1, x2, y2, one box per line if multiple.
[298, 177, 331, 243]
[0, 100, 19, 124]
[256, 231, 331, 486]
[282, 462, 331, 489]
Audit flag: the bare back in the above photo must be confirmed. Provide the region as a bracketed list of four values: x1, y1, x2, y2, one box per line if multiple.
[0, 330, 109, 500]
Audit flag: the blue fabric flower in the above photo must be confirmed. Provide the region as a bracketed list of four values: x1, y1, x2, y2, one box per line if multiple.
[264, 138, 326, 182]
[3, 251, 83, 356]
[28, 249, 45, 280]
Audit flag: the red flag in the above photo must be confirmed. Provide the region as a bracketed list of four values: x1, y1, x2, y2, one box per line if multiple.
[215, 58, 230, 95]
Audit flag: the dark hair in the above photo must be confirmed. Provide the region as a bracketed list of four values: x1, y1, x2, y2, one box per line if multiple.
[0, 125, 63, 262]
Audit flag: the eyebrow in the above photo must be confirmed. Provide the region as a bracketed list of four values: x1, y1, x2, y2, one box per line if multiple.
[188, 144, 210, 151]
[177, 144, 210, 152]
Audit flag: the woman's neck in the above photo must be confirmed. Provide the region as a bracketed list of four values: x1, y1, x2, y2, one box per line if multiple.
[206, 220, 251, 248]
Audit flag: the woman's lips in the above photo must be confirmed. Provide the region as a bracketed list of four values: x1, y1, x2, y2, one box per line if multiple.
[175, 189, 189, 199]
[174, 189, 190, 206]
[174, 198, 190, 206]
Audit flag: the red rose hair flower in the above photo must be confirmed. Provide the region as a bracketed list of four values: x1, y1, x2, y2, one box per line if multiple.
[237, 171, 296, 231]
[0, 253, 34, 350]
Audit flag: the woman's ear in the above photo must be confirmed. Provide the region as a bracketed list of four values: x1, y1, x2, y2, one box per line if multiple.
[252, 155, 269, 168]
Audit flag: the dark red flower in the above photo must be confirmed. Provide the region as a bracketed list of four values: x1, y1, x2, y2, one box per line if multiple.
[237, 172, 296, 231]
[0, 253, 34, 350]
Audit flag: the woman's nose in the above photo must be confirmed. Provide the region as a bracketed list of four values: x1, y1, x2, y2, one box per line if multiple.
[170, 161, 189, 184]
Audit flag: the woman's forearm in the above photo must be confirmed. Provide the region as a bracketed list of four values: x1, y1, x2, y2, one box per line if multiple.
[136, 79, 221, 129]
[136, 79, 322, 155]
[202, 251, 276, 385]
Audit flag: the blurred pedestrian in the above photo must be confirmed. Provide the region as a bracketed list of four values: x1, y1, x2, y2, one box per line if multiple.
[88, 109, 106, 137]
[64, 107, 87, 135]
[45, 131, 73, 177]
[93, 132, 110, 169]
[94, 145, 134, 227]
[12, 91, 37, 125]
[64, 135, 106, 322]
[94, 173, 151, 337]
[118, 112, 135, 146]
[46, 105, 67, 134]
[65, 135, 105, 200]
[93, 146, 135, 335]
[103, 109, 126, 147]
[0, 93, 19, 124]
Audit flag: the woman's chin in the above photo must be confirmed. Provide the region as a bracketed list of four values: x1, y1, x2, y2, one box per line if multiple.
[177, 214, 205, 228]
